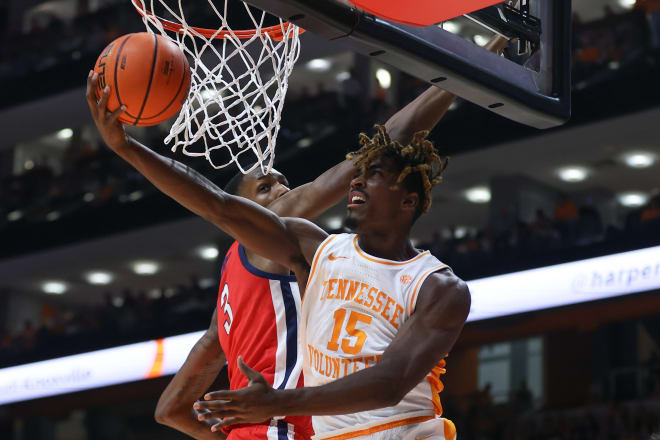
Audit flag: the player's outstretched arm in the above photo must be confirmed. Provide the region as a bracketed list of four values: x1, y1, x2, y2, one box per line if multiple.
[194, 271, 470, 427]
[155, 309, 227, 439]
[86, 71, 326, 277]
[383, 33, 509, 145]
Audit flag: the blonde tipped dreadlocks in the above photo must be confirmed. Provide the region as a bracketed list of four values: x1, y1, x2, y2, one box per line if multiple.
[346, 125, 449, 214]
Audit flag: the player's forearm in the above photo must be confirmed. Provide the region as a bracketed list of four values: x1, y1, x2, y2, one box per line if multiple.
[156, 333, 226, 436]
[112, 137, 231, 225]
[273, 362, 407, 416]
[271, 159, 355, 219]
[383, 34, 509, 145]
[383, 87, 456, 145]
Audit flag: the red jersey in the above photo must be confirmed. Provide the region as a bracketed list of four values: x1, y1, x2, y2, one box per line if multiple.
[217, 241, 313, 439]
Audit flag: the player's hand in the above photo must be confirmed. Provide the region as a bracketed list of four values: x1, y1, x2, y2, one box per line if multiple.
[85, 70, 130, 152]
[193, 356, 281, 432]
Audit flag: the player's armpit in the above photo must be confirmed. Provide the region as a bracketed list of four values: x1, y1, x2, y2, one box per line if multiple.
[281, 217, 329, 287]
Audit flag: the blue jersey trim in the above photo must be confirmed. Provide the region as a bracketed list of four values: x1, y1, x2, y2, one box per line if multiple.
[276, 281, 298, 390]
[238, 244, 297, 282]
[277, 420, 289, 439]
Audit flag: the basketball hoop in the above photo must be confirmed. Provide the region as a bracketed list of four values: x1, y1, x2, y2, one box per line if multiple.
[131, 0, 303, 174]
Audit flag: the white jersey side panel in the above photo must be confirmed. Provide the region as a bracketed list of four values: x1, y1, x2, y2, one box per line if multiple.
[301, 234, 449, 437]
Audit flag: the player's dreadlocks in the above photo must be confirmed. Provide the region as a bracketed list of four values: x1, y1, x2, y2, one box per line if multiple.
[346, 125, 448, 216]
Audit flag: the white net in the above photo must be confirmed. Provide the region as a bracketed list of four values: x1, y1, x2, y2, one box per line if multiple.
[132, 0, 302, 174]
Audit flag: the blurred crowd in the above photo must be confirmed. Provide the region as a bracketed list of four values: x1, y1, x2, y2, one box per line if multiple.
[421, 194, 660, 280]
[449, 384, 660, 440]
[0, 277, 216, 369]
[572, 6, 651, 87]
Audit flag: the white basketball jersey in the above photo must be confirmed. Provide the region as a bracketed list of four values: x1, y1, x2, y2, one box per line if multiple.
[300, 234, 450, 438]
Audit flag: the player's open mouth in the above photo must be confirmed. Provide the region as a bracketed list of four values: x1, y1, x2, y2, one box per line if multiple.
[347, 191, 367, 208]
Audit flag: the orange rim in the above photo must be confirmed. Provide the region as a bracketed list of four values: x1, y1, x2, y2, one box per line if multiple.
[131, 0, 302, 40]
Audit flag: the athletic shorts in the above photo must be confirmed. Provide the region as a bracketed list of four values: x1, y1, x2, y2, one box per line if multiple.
[312, 417, 456, 440]
[227, 420, 312, 440]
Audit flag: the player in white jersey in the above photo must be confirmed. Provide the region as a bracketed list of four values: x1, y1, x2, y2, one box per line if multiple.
[193, 125, 471, 440]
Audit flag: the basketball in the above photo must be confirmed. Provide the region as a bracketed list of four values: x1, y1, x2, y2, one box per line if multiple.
[93, 32, 191, 127]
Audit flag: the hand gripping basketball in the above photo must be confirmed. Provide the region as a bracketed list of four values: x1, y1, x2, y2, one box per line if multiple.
[86, 70, 129, 152]
[92, 32, 191, 127]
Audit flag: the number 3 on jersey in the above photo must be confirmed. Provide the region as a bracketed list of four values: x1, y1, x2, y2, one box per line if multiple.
[220, 284, 234, 335]
[326, 309, 372, 355]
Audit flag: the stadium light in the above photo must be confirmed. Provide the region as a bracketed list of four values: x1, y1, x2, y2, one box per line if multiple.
[132, 261, 160, 275]
[464, 186, 491, 203]
[376, 68, 392, 89]
[557, 166, 589, 182]
[198, 246, 219, 260]
[56, 128, 73, 140]
[325, 216, 343, 230]
[306, 58, 331, 72]
[473, 34, 489, 46]
[7, 210, 22, 222]
[86, 271, 114, 285]
[440, 21, 461, 34]
[618, 0, 636, 9]
[41, 281, 68, 295]
[622, 151, 656, 169]
[617, 192, 649, 207]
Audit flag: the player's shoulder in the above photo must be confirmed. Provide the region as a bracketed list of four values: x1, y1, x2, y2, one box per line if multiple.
[424, 268, 469, 296]
[419, 268, 470, 311]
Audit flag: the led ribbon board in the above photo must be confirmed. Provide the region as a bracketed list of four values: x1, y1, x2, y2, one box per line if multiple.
[467, 245, 660, 322]
[0, 331, 203, 406]
[2, 246, 659, 405]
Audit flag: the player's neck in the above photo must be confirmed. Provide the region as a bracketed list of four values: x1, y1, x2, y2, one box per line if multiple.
[356, 230, 417, 262]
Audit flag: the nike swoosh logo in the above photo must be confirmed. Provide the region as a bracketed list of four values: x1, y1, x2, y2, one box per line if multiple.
[415, 436, 434, 440]
[328, 253, 348, 261]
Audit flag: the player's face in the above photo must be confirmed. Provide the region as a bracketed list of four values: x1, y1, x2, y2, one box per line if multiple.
[240, 169, 291, 207]
[345, 156, 418, 230]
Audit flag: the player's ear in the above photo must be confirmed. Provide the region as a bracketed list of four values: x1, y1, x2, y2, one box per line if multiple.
[401, 191, 419, 214]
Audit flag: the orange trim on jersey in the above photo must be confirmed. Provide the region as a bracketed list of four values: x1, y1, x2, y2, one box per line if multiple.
[444, 418, 457, 440]
[353, 235, 429, 266]
[145, 338, 165, 378]
[426, 359, 447, 415]
[303, 234, 338, 304]
[409, 264, 447, 312]
[321, 415, 435, 440]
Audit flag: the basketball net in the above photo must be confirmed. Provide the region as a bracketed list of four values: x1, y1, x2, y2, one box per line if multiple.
[132, 0, 302, 174]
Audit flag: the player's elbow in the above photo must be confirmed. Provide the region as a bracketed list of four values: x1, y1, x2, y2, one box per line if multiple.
[381, 383, 407, 407]
[154, 402, 172, 425]
[154, 399, 182, 426]
[373, 374, 408, 407]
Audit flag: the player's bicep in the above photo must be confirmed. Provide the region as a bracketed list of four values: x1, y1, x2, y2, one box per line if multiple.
[378, 273, 470, 392]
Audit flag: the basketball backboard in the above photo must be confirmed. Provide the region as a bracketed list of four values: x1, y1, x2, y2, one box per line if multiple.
[243, 0, 571, 129]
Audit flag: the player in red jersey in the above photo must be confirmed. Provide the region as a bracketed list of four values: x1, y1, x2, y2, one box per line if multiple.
[86, 36, 508, 437]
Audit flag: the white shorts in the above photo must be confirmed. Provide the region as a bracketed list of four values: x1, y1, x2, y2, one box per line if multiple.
[312, 413, 456, 440]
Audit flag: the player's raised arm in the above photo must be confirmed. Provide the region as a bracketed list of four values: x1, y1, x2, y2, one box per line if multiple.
[194, 270, 470, 426]
[155, 309, 227, 439]
[86, 71, 326, 276]
[383, 33, 509, 145]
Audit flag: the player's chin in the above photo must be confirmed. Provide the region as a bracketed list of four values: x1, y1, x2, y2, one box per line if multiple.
[343, 212, 359, 231]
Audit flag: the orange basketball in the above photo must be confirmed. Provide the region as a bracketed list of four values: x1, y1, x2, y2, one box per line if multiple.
[93, 32, 191, 127]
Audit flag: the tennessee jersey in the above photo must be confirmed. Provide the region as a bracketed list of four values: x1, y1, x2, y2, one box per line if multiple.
[218, 241, 313, 439]
[300, 234, 451, 439]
